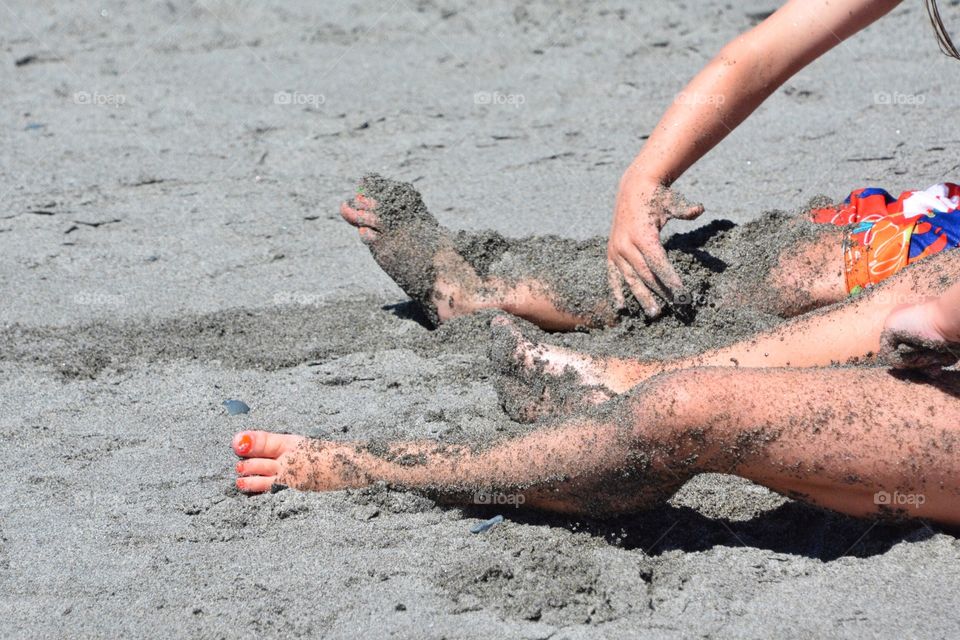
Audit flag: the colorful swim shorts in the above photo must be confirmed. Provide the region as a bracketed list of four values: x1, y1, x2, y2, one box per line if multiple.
[809, 183, 960, 294]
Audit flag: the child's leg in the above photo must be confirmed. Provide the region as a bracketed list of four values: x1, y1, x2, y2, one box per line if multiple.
[341, 175, 849, 330]
[753, 222, 847, 316]
[341, 181, 616, 330]
[498, 249, 960, 399]
[233, 366, 960, 525]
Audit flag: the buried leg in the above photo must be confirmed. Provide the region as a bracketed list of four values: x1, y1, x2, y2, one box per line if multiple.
[341, 175, 855, 330]
[341, 175, 616, 330]
[746, 219, 847, 316]
[232, 366, 960, 526]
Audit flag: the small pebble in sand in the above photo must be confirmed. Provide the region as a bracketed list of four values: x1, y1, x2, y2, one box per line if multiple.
[222, 399, 250, 415]
[470, 514, 504, 534]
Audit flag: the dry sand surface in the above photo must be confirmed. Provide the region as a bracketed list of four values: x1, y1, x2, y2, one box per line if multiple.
[3, 1, 960, 638]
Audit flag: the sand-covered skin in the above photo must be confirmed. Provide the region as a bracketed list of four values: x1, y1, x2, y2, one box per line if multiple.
[4, 0, 960, 638]
[879, 326, 960, 369]
[354, 174, 449, 325]
[362, 174, 837, 336]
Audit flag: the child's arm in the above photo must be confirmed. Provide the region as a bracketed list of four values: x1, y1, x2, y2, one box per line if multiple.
[608, 0, 903, 316]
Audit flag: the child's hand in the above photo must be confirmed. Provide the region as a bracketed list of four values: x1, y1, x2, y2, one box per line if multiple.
[607, 171, 704, 317]
[879, 301, 960, 369]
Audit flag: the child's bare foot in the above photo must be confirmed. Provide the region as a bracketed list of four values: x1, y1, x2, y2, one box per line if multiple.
[341, 174, 611, 331]
[489, 315, 652, 422]
[232, 431, 365, 493]
[340, 174, 487, 326]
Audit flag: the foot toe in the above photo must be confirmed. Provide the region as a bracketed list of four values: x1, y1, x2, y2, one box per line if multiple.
[358, 226, 381, 244]
[340, 201, 382, 229]
[236, 457, 282, 477]
[354, 194, 377, 209]
[236, 475, 277, 494]
[339, 200, 359, 224]
[232, 431, 302, 459]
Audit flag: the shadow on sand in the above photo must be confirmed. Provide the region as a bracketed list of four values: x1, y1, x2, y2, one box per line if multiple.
[464, 500, 949, 561]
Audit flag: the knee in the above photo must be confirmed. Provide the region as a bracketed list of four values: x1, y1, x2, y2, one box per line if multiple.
[632, 368, 698, 415]
[622, 367, 722, 438]
[627, 367, 742, 477]
[608, 367, 728, 475]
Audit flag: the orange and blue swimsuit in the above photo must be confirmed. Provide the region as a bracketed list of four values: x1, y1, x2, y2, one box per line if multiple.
[809, 183, 960, 294]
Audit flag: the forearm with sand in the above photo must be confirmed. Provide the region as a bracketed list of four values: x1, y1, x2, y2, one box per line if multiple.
[625, 0, 900, 187]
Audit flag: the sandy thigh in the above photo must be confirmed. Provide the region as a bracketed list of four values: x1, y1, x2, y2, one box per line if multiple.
[659, 366, 960, 525]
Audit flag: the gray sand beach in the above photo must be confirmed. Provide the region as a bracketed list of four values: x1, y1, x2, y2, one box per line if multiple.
[3, 1, 960, 637]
